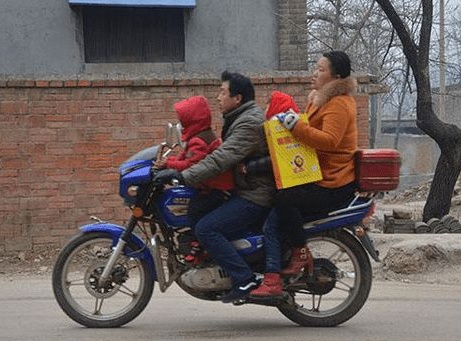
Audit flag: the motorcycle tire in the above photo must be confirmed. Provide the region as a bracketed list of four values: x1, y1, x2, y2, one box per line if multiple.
[278, 228, 372, 327]
[52, 231, 154, 328]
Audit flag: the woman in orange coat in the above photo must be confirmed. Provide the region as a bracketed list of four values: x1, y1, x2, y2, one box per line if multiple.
[251, 50, 358, 298]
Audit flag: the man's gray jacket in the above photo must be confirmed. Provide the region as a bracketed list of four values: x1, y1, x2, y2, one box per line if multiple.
[182, 100, 275, 207]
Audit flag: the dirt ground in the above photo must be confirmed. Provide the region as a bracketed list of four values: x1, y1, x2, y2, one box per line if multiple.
[370, 232, 461, 285]
[370, 180, 461, 285]
[1, 240, 461, 285]
[0, 245, 59, 279]
[2, 232, 461, 285]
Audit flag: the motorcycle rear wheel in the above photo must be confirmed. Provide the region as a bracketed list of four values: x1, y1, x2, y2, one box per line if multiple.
[278, 229, 372, 327]
[52, 232, 154, 328]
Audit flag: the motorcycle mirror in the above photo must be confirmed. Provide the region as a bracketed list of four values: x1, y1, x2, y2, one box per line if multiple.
[165, 122, 175, 148]
[174, 123, 186, 149]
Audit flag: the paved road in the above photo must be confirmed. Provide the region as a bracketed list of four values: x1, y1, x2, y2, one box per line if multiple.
[1, 276, 460, 341]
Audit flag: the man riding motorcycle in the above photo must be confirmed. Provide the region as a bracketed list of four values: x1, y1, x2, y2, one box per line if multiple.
[154, 70, 275, 303]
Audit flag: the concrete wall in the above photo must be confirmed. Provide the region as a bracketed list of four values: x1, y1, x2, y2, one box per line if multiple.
[0, 0, 281, 78]
[433, 86, 461, 127]
[184, 0, 279, 74]
[375, 134, 439, 191]
[376, 86, 461, 192]
[0, 0, 82, 77]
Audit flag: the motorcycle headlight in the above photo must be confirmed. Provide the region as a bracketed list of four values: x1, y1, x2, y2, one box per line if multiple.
[127, 186, 139, 197]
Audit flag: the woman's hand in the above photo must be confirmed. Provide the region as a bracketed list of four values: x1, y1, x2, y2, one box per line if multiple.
[276, 110, 299, 130]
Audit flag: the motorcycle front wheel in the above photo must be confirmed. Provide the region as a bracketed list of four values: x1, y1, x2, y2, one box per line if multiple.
[278, 229, 372, 327]
[52, 232, 154, 328]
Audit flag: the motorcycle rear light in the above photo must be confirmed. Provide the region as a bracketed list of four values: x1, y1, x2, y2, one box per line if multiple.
[361, 202, 375, 225]
[355, 226, 365, 237]
[366, 203, 376, 217]
[127, 186, 139, 197]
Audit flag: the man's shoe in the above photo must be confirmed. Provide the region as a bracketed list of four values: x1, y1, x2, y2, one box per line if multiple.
[249, 273, 283, 298]
[280, 246, 313, 276]
[221, 277, 258, 303]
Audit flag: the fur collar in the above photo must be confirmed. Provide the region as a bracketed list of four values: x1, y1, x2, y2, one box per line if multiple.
[307, 77, 357, 107]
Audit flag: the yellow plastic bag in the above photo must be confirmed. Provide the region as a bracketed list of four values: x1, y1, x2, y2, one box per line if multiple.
[264, 114, 323, 189]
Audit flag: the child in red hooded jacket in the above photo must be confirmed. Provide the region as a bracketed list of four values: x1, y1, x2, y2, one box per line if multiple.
[242, 91, 300, 175]
[155, 95, 234, 262]
[265, 90, 299, 120]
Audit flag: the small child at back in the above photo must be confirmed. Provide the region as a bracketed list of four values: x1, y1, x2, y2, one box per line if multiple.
[265, 90, 299, 120]
[243, 90, 300, 175]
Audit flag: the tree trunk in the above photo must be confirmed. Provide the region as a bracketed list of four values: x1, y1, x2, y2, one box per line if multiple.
[375, 0, 461, 221]
[422, 126, 461, 220]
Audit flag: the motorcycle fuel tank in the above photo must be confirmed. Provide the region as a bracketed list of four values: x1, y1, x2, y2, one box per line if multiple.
[157, 187, 198, 228]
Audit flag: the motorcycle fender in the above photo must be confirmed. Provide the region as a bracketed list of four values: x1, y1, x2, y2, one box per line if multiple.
[358, 232, 381, 262]
[80, 222, 157, 280]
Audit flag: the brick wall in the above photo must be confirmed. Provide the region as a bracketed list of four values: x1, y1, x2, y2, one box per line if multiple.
[277, 0, 308, 70]
[0, 75, 371, 254]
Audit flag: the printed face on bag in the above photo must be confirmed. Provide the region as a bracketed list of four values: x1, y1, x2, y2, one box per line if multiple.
[264, 115, 323, 189]
[295, 155, 304, 167]
[312, 56, 335, 90]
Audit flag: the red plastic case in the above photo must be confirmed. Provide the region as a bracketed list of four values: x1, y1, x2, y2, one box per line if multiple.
[355, 149, 401, 192]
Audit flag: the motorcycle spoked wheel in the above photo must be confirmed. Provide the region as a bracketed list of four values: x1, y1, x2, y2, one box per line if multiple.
[52, 231, 154, 328]
[278, 229, 372, 327]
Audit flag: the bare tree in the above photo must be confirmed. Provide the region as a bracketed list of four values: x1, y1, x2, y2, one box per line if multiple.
[306, 0, 376, 64]
[445, 7, 461, 83]
[376, 0, 461, 221]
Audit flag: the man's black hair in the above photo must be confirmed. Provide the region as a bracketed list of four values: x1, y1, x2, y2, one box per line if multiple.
[221, 70, 255, 104]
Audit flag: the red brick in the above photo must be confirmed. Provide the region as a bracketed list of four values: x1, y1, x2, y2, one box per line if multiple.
[1, 158, 30, 170]
[32, 236, 61, 245]
[77, 80, 92, 87]
[49, 81, 64, 88]
[73, 142, 102, 155]
[1, 101, 24, 114]
[160, 79, 175, 86]
[72, 88, 98, 100]
[64, 80, 78, 87]
[273, 77, 288, 84]
[35, 80, 49, 87]
[25, 114, 46, 127]
[91, 80, 106, 87]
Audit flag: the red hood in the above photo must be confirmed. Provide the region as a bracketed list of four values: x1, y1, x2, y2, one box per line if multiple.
[174, 96, 212, 141]
[265, 91, 300, 119]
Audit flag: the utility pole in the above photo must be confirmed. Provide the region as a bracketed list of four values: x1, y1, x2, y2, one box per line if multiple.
[439, 0, 446, 121]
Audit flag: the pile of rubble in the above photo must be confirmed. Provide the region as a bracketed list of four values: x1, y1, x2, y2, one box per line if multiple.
[375, 179, 461, 234]
[383, 210, 461, 234]
[383, 181, 432, 203]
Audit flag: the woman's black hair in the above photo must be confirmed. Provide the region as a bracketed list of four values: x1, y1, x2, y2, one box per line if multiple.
[221, 70, 255, 104]
[323, 50, 351, 79]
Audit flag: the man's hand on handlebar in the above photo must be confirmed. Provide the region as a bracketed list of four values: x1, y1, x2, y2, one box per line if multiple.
[153, 169, 185, 185]
[153, 157, 167, 170]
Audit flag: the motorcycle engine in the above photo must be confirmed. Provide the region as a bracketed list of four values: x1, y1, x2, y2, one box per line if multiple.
[180, 266, 232, 291]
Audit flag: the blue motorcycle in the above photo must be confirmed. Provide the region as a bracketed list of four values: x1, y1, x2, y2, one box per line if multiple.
[52, 123, 385, 328]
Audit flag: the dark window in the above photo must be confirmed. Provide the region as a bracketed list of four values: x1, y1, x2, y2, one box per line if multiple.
[82, 6, 185, 63]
